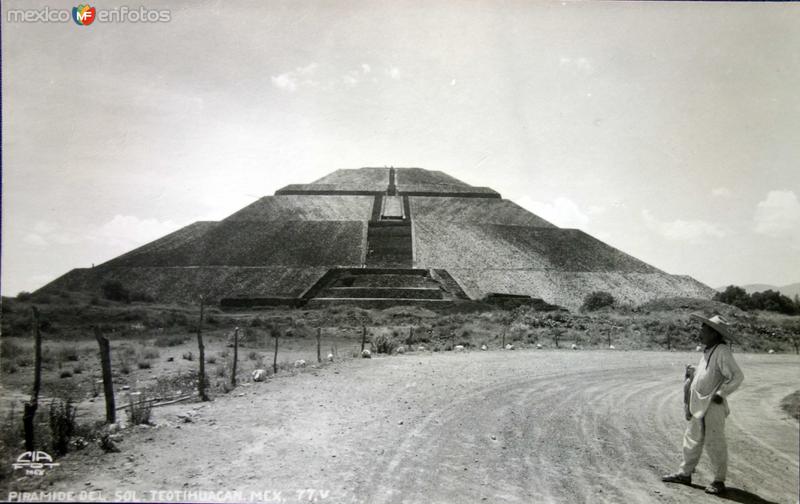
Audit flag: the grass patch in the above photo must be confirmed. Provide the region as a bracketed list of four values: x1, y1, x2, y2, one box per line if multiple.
[141, 348, 160, 359]
[780, 391, 800, 422]
[154, 333, 188, 347]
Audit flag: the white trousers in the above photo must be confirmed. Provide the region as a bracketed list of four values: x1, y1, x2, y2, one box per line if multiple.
[679, 401, 728, 481]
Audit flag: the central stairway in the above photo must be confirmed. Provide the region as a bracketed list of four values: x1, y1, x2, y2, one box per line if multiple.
[302, 268, 469, 308]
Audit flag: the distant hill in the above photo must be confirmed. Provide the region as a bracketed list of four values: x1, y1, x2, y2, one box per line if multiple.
[715, 283, 800, 298]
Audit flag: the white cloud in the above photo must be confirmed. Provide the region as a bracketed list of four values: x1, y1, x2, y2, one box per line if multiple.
[23, 220, 82, 246]
[271, 73, 298, 92]
[23, 233, 48, 247]
[386, 66, 401, 79]
[89, 215, 184, 248]
[270, 62, 319, 92]
[342, 72, 360, 87]
[711, 187, 732, 198]
[642, 209, 726, 241]
[361, 63, 371, 74]
[516, 196, 590, 229]
[559, 56, 593, 73]
[754, 190, 800, 242]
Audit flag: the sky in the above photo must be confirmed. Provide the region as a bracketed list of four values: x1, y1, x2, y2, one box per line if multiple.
[2, 0, 799, 296]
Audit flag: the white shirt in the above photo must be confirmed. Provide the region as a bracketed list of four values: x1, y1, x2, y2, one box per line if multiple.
[689, 342, 744, 418]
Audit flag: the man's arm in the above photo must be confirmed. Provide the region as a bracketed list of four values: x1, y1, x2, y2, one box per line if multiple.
[716, 344, 744, 399]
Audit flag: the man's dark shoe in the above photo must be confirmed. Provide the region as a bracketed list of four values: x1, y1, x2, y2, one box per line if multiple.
[661, 472, 692, 485]
[705, 481, 726, 495]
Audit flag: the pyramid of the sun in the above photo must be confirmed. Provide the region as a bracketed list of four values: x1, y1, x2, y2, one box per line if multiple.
[43, 167, 714, 310]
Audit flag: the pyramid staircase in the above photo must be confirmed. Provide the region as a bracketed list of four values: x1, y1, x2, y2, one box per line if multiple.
[302, 268, 469, 308]
[221, 168, 472, 309]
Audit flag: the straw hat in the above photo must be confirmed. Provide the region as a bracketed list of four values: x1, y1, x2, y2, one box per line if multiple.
[690, 313, 735, 342]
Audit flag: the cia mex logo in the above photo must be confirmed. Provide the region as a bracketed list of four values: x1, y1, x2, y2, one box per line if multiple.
[72, 4, 96, 26]
[13, 451, 60, 476]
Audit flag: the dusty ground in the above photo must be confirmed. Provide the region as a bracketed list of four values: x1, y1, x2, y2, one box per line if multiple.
[3, 350, 798, 504]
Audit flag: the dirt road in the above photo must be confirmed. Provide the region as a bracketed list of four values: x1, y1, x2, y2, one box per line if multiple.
[6, 351, 798, 504]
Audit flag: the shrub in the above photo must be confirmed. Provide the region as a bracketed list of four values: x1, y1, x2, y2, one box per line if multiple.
[98, 433, 120, 453]
[58, 347, 80, 362]
[154, 334, 187, 347]
[72, 364, 84, 375]
[137, 360, 151, 370]
[59, 370, 73, 379]
[206, 355, 216, 364]
[248, 351, 259, 360]
[126, 397, 152, 425]
[129, 291, 155, 303]
[101, 280, 130, 303]
[48, 399, 77, 456]
[182, 351, 194, 361]
[141, 348, 160, 360]
[16, 291, 32, 302]
[1, 340, 26, 361]
[373, 333, 398, 354]
[581, 291, 615, 312]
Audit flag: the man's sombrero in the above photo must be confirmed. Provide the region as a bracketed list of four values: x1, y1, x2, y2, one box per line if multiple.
[690, 313, 736, 342]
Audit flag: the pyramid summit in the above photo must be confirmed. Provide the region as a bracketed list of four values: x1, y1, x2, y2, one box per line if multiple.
[42, 167, 714, 309]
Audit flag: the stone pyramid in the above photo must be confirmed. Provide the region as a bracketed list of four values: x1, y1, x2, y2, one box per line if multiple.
[42, 167, 714, 310]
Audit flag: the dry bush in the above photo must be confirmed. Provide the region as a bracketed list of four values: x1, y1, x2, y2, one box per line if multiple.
[48, 399, 77, 456]
[141, 348, 160, 360]
[58, 346, 80, 362]
[126, 397, 153, 425]
[154, 333, 188, 347]
[373, 333, 398, 354]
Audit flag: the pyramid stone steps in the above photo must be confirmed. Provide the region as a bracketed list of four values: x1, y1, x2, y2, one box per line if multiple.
[319, 287, 444, 300]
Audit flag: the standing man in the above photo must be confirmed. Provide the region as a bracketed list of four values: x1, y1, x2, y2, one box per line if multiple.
[662, 313, 745, 496]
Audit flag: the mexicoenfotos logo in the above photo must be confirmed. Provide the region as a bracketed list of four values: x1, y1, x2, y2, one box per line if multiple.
[72, 4, 96, 26]
[7, 5, 171, 24]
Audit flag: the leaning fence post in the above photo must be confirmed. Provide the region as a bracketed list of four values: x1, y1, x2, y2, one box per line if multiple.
[23, 306, 43, 451]
[272, 328, 279, 375]
[93, 326, 116, 424]
[231, 327, 239, 388]
[316, 328, 322, 363]
[196, 296, 209, 401]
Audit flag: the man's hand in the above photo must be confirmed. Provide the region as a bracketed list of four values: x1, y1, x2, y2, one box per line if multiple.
[712, 393, 724, 404]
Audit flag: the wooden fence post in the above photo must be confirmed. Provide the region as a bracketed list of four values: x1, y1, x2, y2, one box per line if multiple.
[360, 325, 366, 352]
[93, 327, 116, 424]
[196, 297, 209, 401]
[272, 329, 279, 374]
[316, 327, 321, 363]
[23, 307, 43, 451]
[231, 327, 239, 388]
